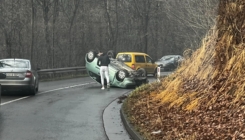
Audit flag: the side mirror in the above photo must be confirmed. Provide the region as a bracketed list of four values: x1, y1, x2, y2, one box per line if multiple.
[0, 73, 6, 79]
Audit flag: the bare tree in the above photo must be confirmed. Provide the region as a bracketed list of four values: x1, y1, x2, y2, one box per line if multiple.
[37, 0, 53, 68]
[60, 0, 80, 66]
[0, 0, 219, 68]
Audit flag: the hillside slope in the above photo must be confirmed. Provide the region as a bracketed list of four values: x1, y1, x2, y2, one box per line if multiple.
[123, 1, 245, 139]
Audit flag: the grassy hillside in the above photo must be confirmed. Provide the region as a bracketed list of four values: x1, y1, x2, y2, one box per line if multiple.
[123, 1, 245, 139]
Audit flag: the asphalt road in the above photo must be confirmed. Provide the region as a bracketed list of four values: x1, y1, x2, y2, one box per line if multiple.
[0, 72, 171, 140]
[0, 77, 134, 140]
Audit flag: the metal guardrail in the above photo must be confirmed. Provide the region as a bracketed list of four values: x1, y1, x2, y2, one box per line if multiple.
[37, 66, 86, 74]
[37, 66, 87, 80]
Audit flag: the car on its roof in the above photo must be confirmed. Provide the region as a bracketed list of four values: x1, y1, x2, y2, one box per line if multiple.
[85, 50, 148, 88]
[0, 58, 39, 95]
[116, 52, 158, 77]
[155, 55, 184, 71]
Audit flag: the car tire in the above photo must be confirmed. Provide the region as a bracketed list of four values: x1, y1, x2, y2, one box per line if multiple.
[116, 70, 128, 81]
[153, 68, 157, 78]
[36, 84, 39, 92]
[29, 87, 37, 95]
[86, 50, 96, 62]
[107, 50, 116, 59]
[137, 68, 147, 77]
[0, 84, 1, 105]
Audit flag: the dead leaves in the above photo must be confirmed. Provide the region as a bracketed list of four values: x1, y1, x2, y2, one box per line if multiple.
[123, 0, 245, 139]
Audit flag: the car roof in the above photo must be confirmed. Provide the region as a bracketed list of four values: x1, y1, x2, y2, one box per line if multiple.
[0, 58, 30, 61]
[162, 55, 181, 57]
[117, 52, 148, 55]
[161, 55, 182, 58]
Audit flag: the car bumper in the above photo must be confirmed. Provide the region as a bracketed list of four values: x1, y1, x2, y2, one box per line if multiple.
[1, 85, 34, 92]
[115, 77, 148, 88]
[0, 78, 34, 92]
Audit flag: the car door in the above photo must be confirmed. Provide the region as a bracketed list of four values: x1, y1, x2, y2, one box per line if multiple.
[134, 55, 146, 70]
[145, 55, 156, 73]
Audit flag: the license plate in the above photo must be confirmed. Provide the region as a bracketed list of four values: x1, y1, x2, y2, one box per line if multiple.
[6, 73, 24, 77]
[6, 73, 13, 76]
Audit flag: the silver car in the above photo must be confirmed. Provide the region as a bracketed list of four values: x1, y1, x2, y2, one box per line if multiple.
[0, 58, 39, 95]
[155, 55, 184, 71]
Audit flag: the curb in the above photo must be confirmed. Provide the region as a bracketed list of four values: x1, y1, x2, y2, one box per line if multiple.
[103, 93, 132, 140]
[120, 105, 143, 140]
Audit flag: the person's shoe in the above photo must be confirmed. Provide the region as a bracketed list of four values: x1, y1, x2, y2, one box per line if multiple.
[101, 86, 105, 90]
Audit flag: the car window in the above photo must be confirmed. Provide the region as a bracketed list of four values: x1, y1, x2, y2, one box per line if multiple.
[166, 56, 173, 60]
[161, 55, 175, 61]
[0, 60, 29, 68]
[145, 56, 152, 63]
[117, 54, 132, 62]
[135, 55, 145, 63]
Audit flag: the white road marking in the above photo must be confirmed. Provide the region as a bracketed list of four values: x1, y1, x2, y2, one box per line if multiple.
[1, 96, 30, 106]
[0, 82, 96, 106]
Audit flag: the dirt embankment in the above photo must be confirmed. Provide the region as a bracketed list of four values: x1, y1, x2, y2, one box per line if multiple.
[123, 1, 245, 139]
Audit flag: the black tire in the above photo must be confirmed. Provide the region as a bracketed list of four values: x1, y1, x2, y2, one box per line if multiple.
[29, 86, 37, 95]
[29, 80, 38, 96]
[137, 68, 147, 77]
[116, 70, 128, 81]
[153, 68, 157, 78]
[0, 84, 1, 105]
[107, 50, 116, 59]
[86, 50, 96, 62]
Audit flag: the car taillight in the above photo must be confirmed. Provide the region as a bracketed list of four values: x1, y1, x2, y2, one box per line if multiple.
[25, 70, 33, 78]
[131, 64, 135, 70]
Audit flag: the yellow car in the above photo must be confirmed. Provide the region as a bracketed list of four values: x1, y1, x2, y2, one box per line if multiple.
[116, 52, 158, 77]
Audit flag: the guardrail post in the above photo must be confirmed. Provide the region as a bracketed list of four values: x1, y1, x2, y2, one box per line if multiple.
[157, 66, 161, 82]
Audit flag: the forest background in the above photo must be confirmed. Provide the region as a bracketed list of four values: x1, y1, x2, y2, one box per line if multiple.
[0, 0, 218, 69]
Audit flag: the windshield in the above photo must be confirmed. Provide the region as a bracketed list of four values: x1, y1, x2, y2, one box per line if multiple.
[160, 55, 182, 61]
[0, 60, 29, 69]
[160, 56, 174, 61]
[117, 54, 132, 62]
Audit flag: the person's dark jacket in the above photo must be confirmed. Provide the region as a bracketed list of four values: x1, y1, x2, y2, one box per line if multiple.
[97, 53, 110, 66]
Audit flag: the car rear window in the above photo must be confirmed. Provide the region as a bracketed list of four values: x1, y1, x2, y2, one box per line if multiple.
[0, 60, 29, 68]
[117, 54, 132, 62]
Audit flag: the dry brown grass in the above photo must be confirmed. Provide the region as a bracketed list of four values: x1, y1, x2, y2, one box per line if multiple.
[123, 0, 245, 139]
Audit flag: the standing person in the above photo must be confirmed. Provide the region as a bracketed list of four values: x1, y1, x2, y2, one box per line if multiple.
[97, 51, 110, 90]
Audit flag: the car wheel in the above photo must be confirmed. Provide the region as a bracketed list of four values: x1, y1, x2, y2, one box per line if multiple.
[0, 85, 1, 105]
[137, 68, 147, 77]
[29, 87, 37, 95]
[86, 50, 96, 62]
[36, 84, 39, 92]
[153, 68, 157, 78]
[29, 81, 38, 95]
[107, 50, 116, 59]
[116, 70, 128, 81]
